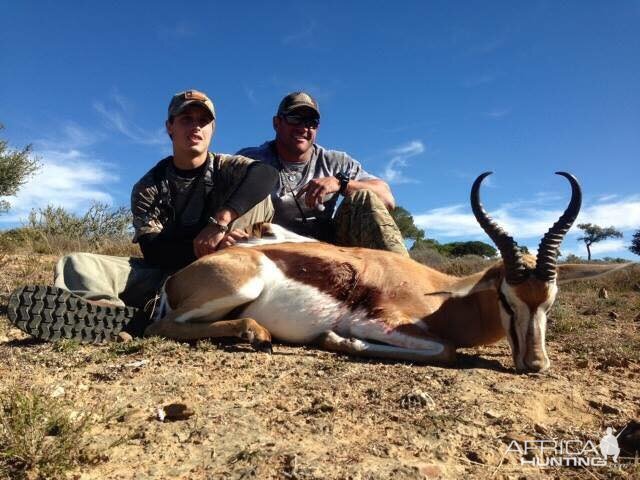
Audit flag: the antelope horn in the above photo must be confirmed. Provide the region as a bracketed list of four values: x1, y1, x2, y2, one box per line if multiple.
[535, 172, 582, 281]
[471, 172, 528, 284]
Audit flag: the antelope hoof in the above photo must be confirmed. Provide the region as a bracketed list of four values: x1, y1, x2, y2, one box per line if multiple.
[252, 340, 273, 354]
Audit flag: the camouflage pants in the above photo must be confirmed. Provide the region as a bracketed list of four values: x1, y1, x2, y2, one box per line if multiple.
[334, 190, 409, 256]
[54, 196, 274, 307]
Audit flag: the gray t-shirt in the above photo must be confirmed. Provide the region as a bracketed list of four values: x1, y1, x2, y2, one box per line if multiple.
[237, 141, 378, 238]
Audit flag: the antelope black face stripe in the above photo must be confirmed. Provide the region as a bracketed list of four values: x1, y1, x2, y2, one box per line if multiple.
[498, 289, 519, 359]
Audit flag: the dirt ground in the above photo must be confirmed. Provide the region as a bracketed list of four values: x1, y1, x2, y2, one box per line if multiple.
[1, 254, 639, 479]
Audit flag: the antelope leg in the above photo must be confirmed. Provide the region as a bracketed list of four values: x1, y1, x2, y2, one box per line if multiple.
[145, 313, 272, 353]
[316, 331, 456, 365]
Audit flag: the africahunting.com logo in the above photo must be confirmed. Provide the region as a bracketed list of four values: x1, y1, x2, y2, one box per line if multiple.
[505, 425, 633, 467]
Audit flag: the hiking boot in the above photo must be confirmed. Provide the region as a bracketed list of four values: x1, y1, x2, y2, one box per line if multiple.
[6, 285, 147, 343]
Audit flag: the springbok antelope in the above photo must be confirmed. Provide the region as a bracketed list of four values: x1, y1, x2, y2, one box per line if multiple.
[145, 172, 629, 372]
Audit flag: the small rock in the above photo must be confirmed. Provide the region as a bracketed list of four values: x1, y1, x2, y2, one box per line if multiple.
[534, 423, 549, 436]
[417, 463, 443, 478]
[125, 359, 149, 368]
[0, 335, 9, 343]
[484, 410, 501, 420]
[51, 386, 65, 398]
[598, 287, 609, 299]
[157, 403, 194, 422]
[608, 311, 619, 320]
[156, 407, 166, 422]
[117, 332, 133, 342]
[400, 389, 435, 410]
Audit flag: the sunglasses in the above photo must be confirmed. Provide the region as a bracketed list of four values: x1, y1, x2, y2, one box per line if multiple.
[281, 115, 320, 129]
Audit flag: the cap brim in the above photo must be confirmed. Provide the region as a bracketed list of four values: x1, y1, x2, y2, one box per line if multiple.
[280, 104, 320, 117]
[173, 100, 215, 119]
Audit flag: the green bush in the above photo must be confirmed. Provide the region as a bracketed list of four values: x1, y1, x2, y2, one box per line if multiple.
[410, 246, 449, 269]
[0, 203, 139, 256]
[27, 203, 131, 241]
[0, 124, 40, 214]
[411, 238, 496, 259]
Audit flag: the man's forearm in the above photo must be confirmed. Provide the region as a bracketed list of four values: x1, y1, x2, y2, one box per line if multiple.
[346, 179, 396, 210]
[221, 163, 278, 217]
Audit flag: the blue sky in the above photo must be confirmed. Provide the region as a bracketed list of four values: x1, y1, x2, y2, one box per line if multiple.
[1, 1, 639, 259]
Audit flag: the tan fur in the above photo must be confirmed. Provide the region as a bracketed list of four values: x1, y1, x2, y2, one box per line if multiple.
[165, 248, 263, 310]
[513, 280, 554, 311]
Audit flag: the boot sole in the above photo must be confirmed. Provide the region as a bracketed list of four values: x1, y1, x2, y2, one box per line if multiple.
[7, 285, 136, 343]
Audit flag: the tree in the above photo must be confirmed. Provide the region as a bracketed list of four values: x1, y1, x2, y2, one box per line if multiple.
[576, 223, 623, 261]
[410, 238, 497, 258]
[630, 229, 640, 256]
[411, 237, 442, 252]
[391, 206, 424, 241]
[440, 241, 497, 258]
[0, 124, 40, 213]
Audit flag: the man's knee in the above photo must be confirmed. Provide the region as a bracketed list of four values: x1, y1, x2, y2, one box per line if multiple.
[55, 252, 96, 278]
[343, 188, 389, 213]
[344, 188, 386, 211]
[230, 196, 274, 231]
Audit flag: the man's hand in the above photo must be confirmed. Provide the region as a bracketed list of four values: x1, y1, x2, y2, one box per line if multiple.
[193, 224, 227, 258]
[298, 177, 341, 208]
[217, 229, 250, 250]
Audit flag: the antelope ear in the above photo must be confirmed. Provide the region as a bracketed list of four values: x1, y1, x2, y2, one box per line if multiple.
[556, 263, 634, 284]
[427, 268, 501, 298]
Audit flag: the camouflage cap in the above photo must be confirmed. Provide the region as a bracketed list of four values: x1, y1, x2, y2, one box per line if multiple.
[277, 92, 320, 118]
[168, 90, 215, 120]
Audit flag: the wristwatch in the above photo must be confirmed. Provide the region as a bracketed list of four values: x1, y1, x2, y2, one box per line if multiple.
[335, 172, 350, 196]
[207, 216, 230, 233]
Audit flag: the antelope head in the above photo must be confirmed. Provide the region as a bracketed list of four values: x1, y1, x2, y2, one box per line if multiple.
[471, 172, 582, 372]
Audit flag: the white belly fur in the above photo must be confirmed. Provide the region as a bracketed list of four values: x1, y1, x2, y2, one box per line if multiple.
[240, 255, 367, 343]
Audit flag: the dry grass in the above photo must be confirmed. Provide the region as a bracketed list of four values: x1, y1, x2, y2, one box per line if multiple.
[0, 228, 140, 257]
[410, 247, 493, 276]
[0, 386, 100, 479]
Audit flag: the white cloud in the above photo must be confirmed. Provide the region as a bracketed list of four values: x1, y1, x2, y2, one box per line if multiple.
[243, 85, 258, 104]
[414, 204, 481, 237]
[0, 127, 121, 225]
[412, 194, 640, 259]
[380, 140, 424, 185]
[579, 197, 640, 230]
[561, 239, 628, 259]
[94, 94, 167, 146]
[485, 108, 511, 119]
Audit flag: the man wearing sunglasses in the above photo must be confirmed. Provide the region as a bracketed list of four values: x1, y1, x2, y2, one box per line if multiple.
[238, 92, 408, 255]
[8, 89, 279, 343]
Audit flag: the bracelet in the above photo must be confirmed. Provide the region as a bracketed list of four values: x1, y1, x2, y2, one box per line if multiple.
[207, 216, 230, 233]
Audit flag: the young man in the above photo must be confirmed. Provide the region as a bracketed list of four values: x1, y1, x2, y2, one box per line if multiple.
[8, 89, 278, 342]
[237, 92, 408, 256]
